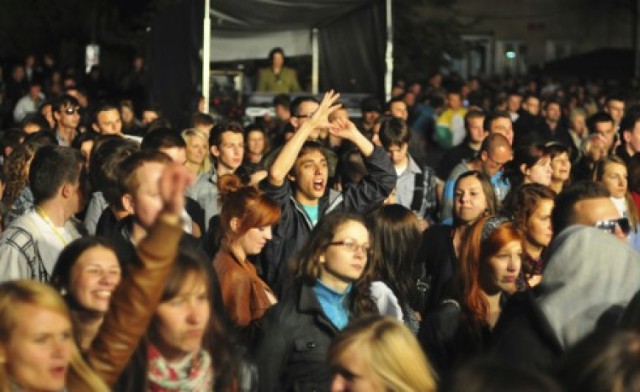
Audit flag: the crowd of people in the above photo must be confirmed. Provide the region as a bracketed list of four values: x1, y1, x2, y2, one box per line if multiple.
[0, 49, 640, 392]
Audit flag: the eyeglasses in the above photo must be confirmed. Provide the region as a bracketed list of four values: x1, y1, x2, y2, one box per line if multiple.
[594, 217, 631, 236]
[63, 107, 80, 115]
[328, 239, 371, 254]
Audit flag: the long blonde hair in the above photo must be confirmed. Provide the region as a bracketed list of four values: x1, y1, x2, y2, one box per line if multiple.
[0, 280, 109, 392]
[328, 316, 437, 392]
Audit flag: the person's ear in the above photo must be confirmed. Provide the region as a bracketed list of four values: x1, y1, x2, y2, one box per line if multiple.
[122, 194, 135, 215]
[520, 163, 529, 176]
[480, 150, 488, 161]
[623, 130, 631, 144]
[290, 116, 299, 129]
[91, 122, 100, 133]
[230, 217, 240, 233]
[318, 254, 326, 265]
[53, 111, 61, 123]
[210, 145, 220, 158]
[60, 182, 73, 198]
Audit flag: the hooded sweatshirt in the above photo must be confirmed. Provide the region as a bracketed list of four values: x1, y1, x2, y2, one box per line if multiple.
[536, 225, 640, 349]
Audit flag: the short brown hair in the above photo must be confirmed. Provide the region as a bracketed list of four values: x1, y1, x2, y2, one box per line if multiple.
[117, 149, 170, 197]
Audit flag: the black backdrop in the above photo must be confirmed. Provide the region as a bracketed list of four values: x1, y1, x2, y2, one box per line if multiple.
[148, 0, 386, 128]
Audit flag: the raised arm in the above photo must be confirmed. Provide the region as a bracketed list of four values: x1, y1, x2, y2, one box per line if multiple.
[268, 90, 341, 186]
[78, 164, 194, 387]
[329, 117, 374, 158]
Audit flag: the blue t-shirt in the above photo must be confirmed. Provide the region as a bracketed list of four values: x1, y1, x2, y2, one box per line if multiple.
[302, 204, 320, 226]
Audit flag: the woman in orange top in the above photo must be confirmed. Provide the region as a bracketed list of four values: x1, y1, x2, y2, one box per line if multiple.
[213, 175, 281, 337]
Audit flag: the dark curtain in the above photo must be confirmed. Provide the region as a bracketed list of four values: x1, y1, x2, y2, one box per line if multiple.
[148, 0, 203, 129]
[319, 0, 386, 98]
[149, 0, 386, 124]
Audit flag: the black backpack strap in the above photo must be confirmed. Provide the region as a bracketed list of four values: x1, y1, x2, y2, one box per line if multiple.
[411, 172, 425, 212]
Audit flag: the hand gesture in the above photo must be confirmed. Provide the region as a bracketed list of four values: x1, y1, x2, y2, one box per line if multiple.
[307, 90, 342, 130]
[159, 163, 195, 217]
[329, 117, 361, 142]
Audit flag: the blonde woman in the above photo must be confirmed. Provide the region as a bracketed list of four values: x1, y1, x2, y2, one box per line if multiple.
[0, 280, 109, 392]
[181, 128, 212, 176]
[328, 315, 437, 392]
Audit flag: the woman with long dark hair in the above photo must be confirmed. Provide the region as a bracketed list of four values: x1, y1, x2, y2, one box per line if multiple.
[116, 247, 242, 391]
[367, 204, 423, 334]
[253, 212, 377, 392]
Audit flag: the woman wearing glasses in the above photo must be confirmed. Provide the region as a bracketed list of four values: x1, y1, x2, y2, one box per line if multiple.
[593, 156, 640, 250]
[253, 212, 376, 392]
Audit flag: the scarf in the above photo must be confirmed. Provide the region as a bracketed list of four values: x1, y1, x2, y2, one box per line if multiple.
[147, 344, 214, 392]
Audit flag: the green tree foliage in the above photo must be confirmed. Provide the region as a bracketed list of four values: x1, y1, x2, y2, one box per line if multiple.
[393, 0, 463, 82]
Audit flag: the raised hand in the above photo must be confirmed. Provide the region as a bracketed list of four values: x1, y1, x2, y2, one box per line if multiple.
[307, 90, 342, 130]
[328, 117, 361, 142]
[158, 163, 195, 217]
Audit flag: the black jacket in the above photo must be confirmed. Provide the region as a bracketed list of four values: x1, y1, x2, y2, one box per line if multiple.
[489, 290, 563, 373]
[253, 281, 341, 392]
[420, 224, 458, 311]
[260, 146, 396, 295]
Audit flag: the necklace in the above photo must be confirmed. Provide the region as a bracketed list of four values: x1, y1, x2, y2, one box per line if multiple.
[35, 207, 70, 246]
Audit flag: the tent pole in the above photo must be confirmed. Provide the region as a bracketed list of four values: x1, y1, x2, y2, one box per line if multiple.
[312, 28, 319, 94]
[384, 0, 393, 101]
[202, 0, 211, 114]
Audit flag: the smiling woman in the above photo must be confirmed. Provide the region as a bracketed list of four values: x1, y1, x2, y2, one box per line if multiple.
[50, 236, 122, 352]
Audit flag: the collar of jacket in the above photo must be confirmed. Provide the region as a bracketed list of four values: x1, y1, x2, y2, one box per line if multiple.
[290, 189, 343, 229]
[297, 281, 341, 334]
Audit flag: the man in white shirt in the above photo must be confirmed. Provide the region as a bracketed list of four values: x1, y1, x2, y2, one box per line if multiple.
[0, 145, 87, 281]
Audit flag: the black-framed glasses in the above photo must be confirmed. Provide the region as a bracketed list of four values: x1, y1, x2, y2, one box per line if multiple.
[64, 107, 80, 115]
[328, 239, 371, 254]
[594, 217, 631, 236]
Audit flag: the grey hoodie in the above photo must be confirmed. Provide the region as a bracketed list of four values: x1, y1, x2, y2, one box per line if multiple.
[537, 225, 640, 349]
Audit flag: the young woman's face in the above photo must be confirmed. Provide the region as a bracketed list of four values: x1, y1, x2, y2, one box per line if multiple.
[154, 274, 210, 361]
[185, 135, 208, 166]
[486, 240, 522, 293]
[602, 162, 628, 199]
[525, 199, 554, 249]
[551, 152, 571, 183]
[69, 245, 121, 313]
[237, 225, 273, 256]
[454, 176, 489, 225]
[524, 156, 553, 186]
[1, 304, 73, 392]
[330, 345, 385, 392]
[319, 221, 370, 290]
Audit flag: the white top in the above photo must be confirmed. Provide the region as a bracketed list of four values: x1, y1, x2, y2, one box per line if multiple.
[370, 281, 403, 321]
[0, 210, 82, 281]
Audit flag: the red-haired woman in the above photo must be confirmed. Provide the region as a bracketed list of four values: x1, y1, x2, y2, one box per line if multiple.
[213, 175, 281, 338]
[419, 215, 522, 377]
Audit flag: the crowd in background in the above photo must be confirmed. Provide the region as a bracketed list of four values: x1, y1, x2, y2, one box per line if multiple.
[0, 49, 639, 392]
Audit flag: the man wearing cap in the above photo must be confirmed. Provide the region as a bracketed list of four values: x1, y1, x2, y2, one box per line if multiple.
[260, 91, 396, 295]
